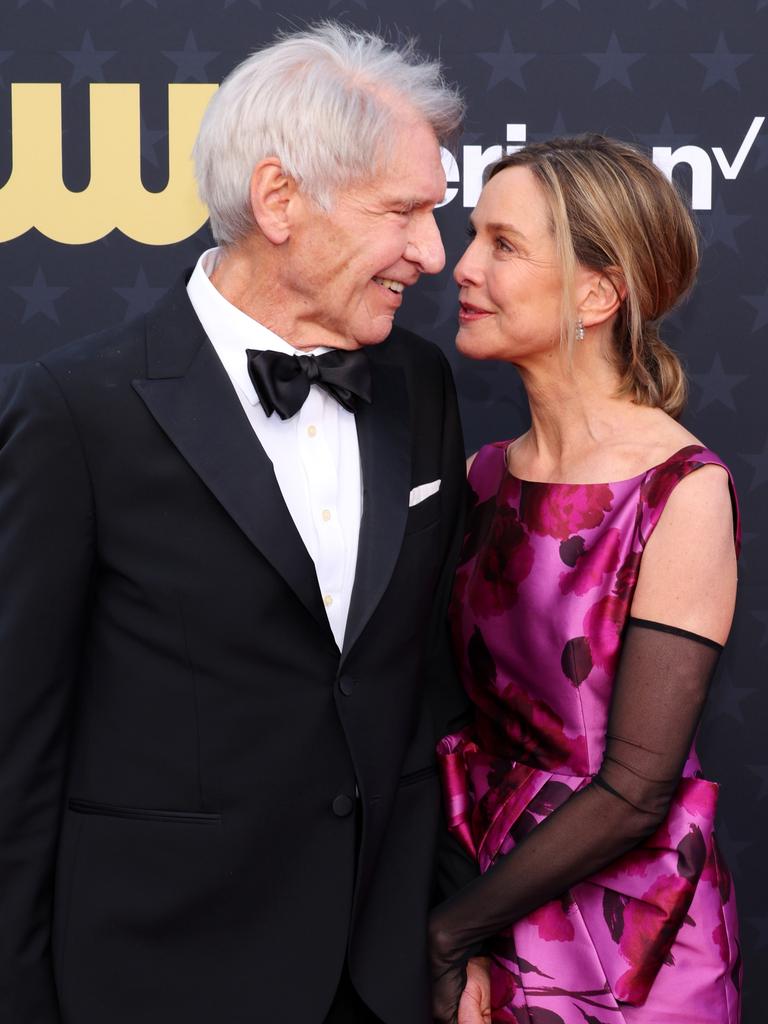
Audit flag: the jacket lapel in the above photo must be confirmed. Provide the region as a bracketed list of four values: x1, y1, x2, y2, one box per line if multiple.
[131, 279, 331, 636]
[341, 357, 411, 662]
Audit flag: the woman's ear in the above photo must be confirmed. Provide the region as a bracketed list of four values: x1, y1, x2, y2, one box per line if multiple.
[577, 266, 627, 329]
[248, 158, 299, 245]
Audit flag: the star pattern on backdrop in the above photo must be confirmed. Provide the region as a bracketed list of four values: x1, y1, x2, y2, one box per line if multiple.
[530, 111, 570, 140]
[59, 30, 116, 85]
[10, 268, 68, 324]
[585, 32, 643, 90]
[747, 764, 768, 800]
[328, 0, 366, 8]
[649, 0, 687, 8]
[114, 267, 168, 322]
[477, 32, 535, 91]
[637, 114, 696, 150]
[691, 33, 752, 91]
[709, 663, 757, 726]
[17, 0, 55, 6]
[742, 286, 768, 331]
[120, 0, 157, 7]
[434, 0, 474, 8]
[700, 196, 750, 252]
[690, 354, 747, 412]
[163, 31, 219, 83]
[739, 436, 768, 490]
[224, 0, 261, 6]
[541, 0, 580, 9]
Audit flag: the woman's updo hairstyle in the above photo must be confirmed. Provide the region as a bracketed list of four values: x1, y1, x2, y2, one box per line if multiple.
[486, 134, 698, 419]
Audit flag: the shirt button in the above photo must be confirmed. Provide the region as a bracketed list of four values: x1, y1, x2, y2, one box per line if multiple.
[322, 509, 331, 522]
[332, 794, 354, 817]
[339, 675, 354, 696]
[323, 594, 333, 607]
[307, 425, 317, 438]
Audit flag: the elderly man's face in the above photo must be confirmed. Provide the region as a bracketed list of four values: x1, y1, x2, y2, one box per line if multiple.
[284, 113, 447, 349]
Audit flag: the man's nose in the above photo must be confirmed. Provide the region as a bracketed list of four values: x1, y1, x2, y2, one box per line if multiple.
[405, 213, 446, 275]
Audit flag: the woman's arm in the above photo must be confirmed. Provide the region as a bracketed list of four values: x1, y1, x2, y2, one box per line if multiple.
[631, 463, 737, 642]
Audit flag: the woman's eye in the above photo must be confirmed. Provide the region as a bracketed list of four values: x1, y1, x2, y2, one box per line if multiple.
[495, 237, 514, 253]
[465, 225, 476, 240]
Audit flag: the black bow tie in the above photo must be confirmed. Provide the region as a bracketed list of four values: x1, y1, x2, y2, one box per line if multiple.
[246, 348, 373, 420]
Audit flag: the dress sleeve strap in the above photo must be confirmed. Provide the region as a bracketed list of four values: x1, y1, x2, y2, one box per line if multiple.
[466, 440, 512, 499]
[637, 445, 741, 556]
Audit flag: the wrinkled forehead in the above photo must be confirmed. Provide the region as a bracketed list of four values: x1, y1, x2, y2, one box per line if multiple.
[375, 119, 446, 195]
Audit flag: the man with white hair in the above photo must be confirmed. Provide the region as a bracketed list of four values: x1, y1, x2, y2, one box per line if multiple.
[0, 22, 471, 1024]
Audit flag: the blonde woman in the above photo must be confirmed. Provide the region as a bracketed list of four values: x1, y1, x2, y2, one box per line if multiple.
[430, 136, 741, 1024]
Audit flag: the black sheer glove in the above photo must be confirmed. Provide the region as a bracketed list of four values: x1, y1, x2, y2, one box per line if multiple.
[429, 618, 722, 1024]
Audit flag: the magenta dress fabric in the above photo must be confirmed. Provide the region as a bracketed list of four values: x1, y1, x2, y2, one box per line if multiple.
[438, 442, 742, 1023]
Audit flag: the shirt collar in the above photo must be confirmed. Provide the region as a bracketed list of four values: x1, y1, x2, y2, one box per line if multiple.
[186, 247, 330, 407]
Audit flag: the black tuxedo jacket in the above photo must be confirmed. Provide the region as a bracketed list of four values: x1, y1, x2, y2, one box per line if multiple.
[0, 279, 468, 1024]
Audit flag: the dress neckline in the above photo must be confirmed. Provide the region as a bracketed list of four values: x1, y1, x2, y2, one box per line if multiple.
[499, 441, 708, 488]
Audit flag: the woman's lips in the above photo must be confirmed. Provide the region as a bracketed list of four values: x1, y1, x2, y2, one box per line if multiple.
[458, 301, 493, 322]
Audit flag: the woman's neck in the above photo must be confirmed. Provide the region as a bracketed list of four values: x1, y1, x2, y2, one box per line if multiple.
[510, 339, 669, 482]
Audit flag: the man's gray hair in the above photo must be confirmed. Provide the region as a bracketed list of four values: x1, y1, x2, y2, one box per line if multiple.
[193, 21, 465, 246]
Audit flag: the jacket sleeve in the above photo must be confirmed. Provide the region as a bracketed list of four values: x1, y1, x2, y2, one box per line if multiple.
[0, 362, 95, 1022]
[422, 350, 479, 899]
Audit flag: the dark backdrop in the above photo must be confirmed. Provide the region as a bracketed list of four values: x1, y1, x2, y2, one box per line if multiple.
[2, 0, 766, 1018]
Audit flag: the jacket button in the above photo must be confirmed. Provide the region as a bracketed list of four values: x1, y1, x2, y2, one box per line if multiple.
[339, 675, 354, 696]
[332, 794, 354, 817]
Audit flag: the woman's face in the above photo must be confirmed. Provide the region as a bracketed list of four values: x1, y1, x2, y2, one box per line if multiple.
[454, 165, 566, 364]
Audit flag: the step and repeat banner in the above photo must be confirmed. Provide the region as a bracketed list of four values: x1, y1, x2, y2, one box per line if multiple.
[2, 0, 767, 1016]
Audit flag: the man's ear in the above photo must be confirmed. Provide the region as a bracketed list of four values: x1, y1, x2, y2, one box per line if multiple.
[248, 158, 299, 245]
[577, 266, 627, 329]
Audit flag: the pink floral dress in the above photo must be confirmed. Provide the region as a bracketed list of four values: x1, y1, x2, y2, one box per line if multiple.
[438, 442, 742, 1023]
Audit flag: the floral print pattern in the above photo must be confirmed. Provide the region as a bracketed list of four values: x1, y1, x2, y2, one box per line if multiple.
[438, 442, 741, 1023]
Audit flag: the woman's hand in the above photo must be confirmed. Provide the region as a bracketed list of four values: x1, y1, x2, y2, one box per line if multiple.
[430, 916, 467, 1024]
[458, 957, 491, 1024]
[431, 955, 466, 1023]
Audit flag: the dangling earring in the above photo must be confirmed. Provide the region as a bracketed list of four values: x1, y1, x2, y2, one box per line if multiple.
[575, 318, 585, 342]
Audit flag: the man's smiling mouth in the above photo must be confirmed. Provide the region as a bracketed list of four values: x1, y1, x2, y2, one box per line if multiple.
[372, 276, 405, 293]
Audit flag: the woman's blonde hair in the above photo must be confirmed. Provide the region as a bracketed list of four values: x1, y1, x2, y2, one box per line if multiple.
[487, 134, 698, 419]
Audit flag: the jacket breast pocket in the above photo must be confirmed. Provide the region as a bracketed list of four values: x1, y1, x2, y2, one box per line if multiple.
[404, 491, 441, 535]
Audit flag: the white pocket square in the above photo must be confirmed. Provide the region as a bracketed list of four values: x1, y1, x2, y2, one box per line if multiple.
[409, 479, 441, 507]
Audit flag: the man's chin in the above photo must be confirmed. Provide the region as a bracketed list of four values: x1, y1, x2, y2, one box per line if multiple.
[353, 314, 398, 347]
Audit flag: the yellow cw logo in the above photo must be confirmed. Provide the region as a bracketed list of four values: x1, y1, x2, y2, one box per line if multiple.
[1, 83, 218, 244]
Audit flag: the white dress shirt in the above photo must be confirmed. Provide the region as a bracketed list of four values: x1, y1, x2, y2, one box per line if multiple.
[186, 247, 362, 650]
